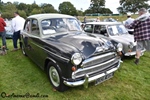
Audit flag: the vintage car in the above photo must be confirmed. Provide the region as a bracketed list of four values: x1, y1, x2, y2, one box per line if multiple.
[83, 22, 145, 58]
[20, 14, 123, 92]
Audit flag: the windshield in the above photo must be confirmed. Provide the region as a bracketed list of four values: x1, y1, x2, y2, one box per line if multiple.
[107, 24, 128, 36]
[41, 18, 82, 35]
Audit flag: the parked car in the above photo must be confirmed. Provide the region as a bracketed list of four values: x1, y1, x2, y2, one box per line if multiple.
[83, 22, 145, 58]
[5, 26, 13, 39]
[122, 21, 134, 35]
[103, 18, 118, 22]
[81, 18, 97, 27]
[5, 20, 13, 39]
[21, 14, 123, 92]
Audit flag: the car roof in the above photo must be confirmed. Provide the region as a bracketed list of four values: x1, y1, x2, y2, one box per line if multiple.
[27, 13, 75, 20]
[86, 22, 122, 25]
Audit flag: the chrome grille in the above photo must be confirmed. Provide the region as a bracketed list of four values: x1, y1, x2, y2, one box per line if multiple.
[82, 54, 115, 68]
[72, 52, 119, 79]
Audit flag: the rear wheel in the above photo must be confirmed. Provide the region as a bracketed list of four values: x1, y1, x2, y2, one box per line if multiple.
[47, 62, 68, 92]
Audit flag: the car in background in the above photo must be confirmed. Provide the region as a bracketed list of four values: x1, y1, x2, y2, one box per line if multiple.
[103, 18, 118, 22]
[20, 13, 122, 92]
[5, 20, 13, 39]
[83, 22, 145, 58]
[81, 18, 97, 27]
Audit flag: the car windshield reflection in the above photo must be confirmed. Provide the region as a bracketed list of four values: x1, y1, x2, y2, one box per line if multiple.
[41, 18, 82, 35]
[107, 24, 128, 36]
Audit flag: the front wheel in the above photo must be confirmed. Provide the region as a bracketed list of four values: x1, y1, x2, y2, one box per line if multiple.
[47, 62, 68, 92]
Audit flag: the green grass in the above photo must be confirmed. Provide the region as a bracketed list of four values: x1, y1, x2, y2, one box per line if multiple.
[0, 39, 150, 100]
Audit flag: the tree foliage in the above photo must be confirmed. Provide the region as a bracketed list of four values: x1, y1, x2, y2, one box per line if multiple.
[86, 0, 112, 14]
[90, 0, 105, 13]
[118, 0, 150, 14]
[59, 2, 77, 16]
[40, 3, 57, 13]
[0, 0, 115, 19]
[0, 0, 4, 10]
[2, 2, 17, 19]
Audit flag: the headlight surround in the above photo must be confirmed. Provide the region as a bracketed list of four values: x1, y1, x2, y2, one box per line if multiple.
[71, 53, 82, 65]
[128, 42, 134, 49]
[117, 43, 123, 52]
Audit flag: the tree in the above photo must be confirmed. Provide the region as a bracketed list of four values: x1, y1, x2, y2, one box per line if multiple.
[84, 9, 93, 15]
[2, 2, 17, 19]
[117, 7, 126, 14]
[17, 3, 27, 11]
[26, 4, 33, 16]
[118, 0, 150, 14]
[89, 0, 105, 13]
[40, 3, 57, 13]
[31, 8, 41, 15]
[0, 0, 4, 10]
[59, 2, 77, 16]
[102, 8, 113, 14]
[18, 10, 27, 18]
[13, 1, 19, 8]
[77, 10, 83, 16]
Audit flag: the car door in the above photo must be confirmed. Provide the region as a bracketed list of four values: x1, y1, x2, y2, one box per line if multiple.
[23, 18, 45, 67]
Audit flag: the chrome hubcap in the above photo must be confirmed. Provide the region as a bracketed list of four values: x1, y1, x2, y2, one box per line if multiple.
[49, 66, 60, 87]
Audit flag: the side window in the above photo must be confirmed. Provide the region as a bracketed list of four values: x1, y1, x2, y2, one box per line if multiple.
[94, 25, 107, 35]
[100, 25, 107, 35]
[24, 20, 30, 33]
[84, 25, 93, 33]
[94, 25, 101, 33]
[31, 19, 40, 36]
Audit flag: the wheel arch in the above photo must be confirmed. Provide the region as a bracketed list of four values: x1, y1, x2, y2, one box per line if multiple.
[44, 57, 62, 75]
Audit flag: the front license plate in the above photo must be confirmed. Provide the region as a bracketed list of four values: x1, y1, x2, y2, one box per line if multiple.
[95, 72, 114, 85]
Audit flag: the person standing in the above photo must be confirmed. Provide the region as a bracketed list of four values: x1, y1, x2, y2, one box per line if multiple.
[11, 11, 25, 51]
[126, 8, 150, 65]
[0, 12, 7, 49]
[83, 16, 86, 23]
[124, 14, 135, 34]
[96, 17, 100, 22]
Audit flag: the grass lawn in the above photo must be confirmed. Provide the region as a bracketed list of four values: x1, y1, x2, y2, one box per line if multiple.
[0, 39, 150, 100]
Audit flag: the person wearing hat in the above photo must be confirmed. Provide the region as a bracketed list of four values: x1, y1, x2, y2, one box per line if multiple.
[11, 11, 25, 51]
[125, 13, 135, 34]
[0, 12, 7, 49]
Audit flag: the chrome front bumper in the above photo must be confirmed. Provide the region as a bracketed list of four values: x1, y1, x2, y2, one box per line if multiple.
[63, 60, 121, 87]
[124, 49, 146, 56]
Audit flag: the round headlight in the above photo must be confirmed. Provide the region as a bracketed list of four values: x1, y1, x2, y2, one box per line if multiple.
[71, 53, 82, 65]
[117, 43, 123, 52]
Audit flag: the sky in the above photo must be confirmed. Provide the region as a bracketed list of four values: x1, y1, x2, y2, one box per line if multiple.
[3, 0, 150, 14]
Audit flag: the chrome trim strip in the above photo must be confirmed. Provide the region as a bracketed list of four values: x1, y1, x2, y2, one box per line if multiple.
[81, 52, 116, 66]
[124, 49, 146, 56]
[73, 58, 119, 79]
[31, 42, 70, 61]
[74, 57, 117, 75]
[63, 61, 120, 87]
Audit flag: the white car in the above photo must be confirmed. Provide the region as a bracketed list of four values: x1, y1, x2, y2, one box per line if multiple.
[5, 20, 13, 39]
[84, 22, 146, 58]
